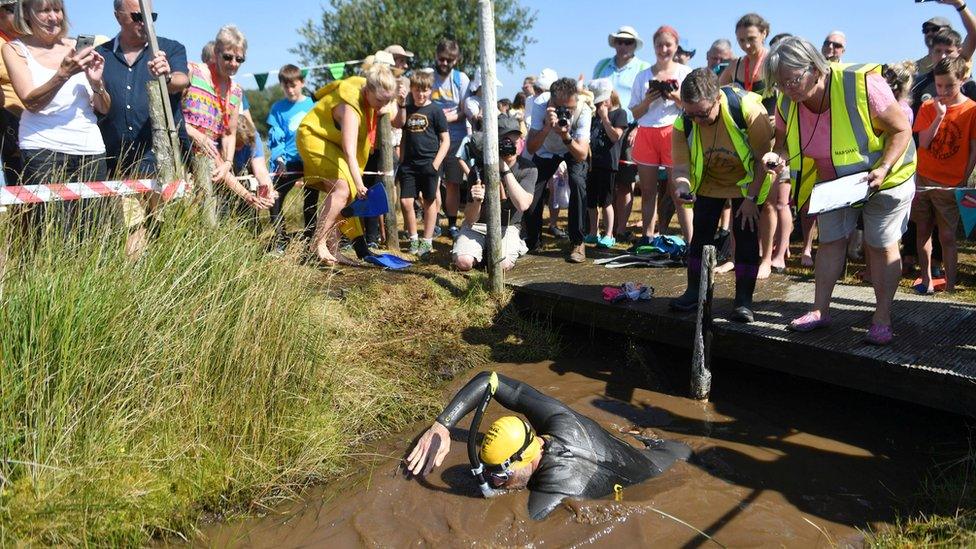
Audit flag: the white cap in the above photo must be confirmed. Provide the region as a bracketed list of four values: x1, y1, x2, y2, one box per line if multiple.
[470, 67, 502, 92]
[536, 68, 558, 91]
[588, 78, 613, 104]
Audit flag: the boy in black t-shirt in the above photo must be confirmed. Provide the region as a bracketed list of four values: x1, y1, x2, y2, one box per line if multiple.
[585, 79, 628, 248]
[400, 70, 450, 257]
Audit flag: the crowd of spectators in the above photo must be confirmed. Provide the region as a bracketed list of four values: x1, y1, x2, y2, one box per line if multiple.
[0, 1, 974, 346]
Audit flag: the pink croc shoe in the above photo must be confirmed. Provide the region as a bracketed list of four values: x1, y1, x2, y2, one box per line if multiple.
[864, 324, 893, 346]
[787, 311, 832, 332]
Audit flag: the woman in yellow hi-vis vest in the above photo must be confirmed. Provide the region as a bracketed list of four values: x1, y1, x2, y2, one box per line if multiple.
[297, 64, 397, 265]
[669, 68, 774, 323]
[762, 37, 916, 345]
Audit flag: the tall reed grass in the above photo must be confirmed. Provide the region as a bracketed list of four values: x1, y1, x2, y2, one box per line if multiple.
[0, 197, 558, 545]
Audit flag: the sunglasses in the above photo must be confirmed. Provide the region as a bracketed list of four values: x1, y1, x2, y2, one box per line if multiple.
[0, 5, 13, 13]
[685, 103, 716, 119]
[126, 11, 158, 23]
[823, 40, 844, 49]
[221, 53, 246, 64]
[923, 24, 948, 34]
[614, 38, 636, 46]
[436, 56, 457, 64]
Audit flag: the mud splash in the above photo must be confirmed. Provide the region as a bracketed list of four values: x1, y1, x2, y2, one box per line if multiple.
[196, 353, 965, 548]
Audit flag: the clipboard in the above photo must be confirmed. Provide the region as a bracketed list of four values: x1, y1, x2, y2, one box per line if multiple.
[807, 171, 871, 215]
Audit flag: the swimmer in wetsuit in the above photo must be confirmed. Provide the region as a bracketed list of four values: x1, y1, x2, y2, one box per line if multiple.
[405, 371, 691, 520]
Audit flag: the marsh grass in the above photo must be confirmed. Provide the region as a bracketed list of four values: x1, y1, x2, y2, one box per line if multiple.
[0, 196, 559, 545]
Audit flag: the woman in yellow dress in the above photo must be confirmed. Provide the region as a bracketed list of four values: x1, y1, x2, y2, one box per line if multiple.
[297, 64, 397, 265]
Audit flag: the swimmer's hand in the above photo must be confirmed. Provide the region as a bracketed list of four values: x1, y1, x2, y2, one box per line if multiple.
[405, 421, 451, 477]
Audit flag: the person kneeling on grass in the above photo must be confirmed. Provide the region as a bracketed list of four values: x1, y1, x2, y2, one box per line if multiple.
[453, 115, 536, 272]
[669, 68, 774, 323]
[405, 371, 691, 520]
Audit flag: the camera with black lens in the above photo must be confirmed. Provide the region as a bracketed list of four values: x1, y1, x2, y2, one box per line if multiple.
[647, 79, 679, 95]
[499, 137, 517, 157]
[554, 105, 572, 128]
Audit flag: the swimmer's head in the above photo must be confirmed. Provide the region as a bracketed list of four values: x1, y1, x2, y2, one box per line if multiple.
[480, 416, 543, 489]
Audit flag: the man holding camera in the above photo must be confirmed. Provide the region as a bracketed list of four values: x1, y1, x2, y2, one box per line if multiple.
[525, 77, 592, 263]
[453, 116, 537, 272]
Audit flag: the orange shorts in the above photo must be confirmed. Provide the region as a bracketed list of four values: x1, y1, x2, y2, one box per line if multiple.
[632, 125, 673, 167]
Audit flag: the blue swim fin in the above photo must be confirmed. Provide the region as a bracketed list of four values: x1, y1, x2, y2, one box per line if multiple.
[363, 252, 412, 270]
[341, 184, 389, 218]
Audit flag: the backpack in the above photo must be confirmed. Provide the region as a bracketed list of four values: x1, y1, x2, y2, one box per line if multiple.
[682, 86, 750, 149]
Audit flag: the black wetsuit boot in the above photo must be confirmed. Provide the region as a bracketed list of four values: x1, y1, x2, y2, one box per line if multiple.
[669, 259, 701, 312]
[731, 264, 757, 323]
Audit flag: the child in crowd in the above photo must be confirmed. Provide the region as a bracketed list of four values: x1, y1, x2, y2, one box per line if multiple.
[585, 80, 628, 248]
[913, 56, 976, 293]
[400, 70, 450, 258]
[229, 114, 276, 226]
[267, 64, 316, 253]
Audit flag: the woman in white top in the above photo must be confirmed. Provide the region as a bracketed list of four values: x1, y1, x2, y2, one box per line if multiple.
[629, 26, 692, 243]
[2, 0, 109, 191]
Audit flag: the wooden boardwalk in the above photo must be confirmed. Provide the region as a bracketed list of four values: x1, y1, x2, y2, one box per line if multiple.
[506, 251, 976, 416]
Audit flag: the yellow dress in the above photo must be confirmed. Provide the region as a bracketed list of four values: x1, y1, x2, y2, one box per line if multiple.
[297, 76, 377, 239]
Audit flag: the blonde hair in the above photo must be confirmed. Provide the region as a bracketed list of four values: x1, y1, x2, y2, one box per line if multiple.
[215, 24, 247, 55]
[364, 64, 396, 95]
[884, 60, 915, 102]
[236, 112, 256, 147]
[16, 0, 70, 40]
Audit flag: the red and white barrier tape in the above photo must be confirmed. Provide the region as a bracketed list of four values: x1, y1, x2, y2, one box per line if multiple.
[0, 179, 187, 206]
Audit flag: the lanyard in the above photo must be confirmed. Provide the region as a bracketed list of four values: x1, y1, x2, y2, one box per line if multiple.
[743, 49, 767, 92]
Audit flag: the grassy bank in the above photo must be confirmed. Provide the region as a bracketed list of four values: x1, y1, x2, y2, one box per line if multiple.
[0, 207, 558, 545]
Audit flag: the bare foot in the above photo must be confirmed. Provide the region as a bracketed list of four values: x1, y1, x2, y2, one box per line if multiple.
[801, 253, 814, 268]
[715, 261, 735, 274]
[757, 262, 771, 280]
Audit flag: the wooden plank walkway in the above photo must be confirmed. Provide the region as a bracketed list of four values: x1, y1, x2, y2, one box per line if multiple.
[506, 251, 976, 416]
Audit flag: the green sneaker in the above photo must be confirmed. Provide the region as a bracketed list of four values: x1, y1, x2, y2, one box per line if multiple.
[408, 238, 420, 255]
[597, 235, 616, 248]
[417, 239, 433, 259]
[584, 234, 599, 244]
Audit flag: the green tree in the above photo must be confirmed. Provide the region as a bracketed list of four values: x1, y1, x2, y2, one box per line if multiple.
[244, 85, 285, 137]
[293, 0, 536, 78]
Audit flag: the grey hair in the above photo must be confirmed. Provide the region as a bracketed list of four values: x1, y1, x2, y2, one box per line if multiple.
[764, 36, 830, 89]
[201, 41, 215, 64]
[113, 0, 123, 11]
[680, 67, 720, 104]
[215, 24, 247, 54]
[709, 39, 733, 52]
[825, 30, 846, 42]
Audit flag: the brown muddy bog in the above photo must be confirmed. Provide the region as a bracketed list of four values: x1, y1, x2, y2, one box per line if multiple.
[197, 358, 958, 548]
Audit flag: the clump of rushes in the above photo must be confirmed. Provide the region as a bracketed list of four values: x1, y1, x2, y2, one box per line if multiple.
[0, 203, 559, 545]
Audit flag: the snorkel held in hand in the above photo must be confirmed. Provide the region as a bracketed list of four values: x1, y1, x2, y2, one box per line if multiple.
[468, 372, 506, 498]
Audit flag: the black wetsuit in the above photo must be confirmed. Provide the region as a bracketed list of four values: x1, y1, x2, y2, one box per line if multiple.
[436, 372, 691, 520]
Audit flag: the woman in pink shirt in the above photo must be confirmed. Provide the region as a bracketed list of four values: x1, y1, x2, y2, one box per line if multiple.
[763, 37, 916, 346]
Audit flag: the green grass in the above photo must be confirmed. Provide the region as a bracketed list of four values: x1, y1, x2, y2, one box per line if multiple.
[0, 204, 559, 545]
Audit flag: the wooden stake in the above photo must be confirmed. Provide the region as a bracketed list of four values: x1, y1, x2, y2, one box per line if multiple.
[377, 115, 398, 251]
[138, 0, 183, 179]
[478, 0, 504, 296]
[691, 245, 716, 401]
[191, 154, 216, 227]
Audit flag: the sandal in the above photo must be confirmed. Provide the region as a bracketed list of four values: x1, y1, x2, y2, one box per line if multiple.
[787, 311, 832, 332]
[912, 283, 934, 296]
[864, 323, 893, 346]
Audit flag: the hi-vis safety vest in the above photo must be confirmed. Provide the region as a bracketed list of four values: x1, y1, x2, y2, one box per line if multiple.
[776, 63, 916, 209]
[673, 86, 772, 203]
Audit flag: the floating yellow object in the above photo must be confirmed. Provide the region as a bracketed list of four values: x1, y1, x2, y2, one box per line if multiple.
[613, 484, 623, 501]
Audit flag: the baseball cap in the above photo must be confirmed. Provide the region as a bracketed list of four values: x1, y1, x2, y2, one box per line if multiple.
[926, 16, 953, 28]
[536, 68, 558, 91]
[588, 78, 613, 104]
[608, 25, 644, 51]
[385, 44, 414, 58]
[498, 114, 521, 137]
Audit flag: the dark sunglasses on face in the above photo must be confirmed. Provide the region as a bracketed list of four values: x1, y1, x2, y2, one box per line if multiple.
[222, 53, 246, 63]
[685, 104, 714, 119]
[614, 38, 636, 46]
[127, 11, 158, 23]
[0, 5, 13, 13]
[823, 40, 844, 49]
[437, 56, 456, 64]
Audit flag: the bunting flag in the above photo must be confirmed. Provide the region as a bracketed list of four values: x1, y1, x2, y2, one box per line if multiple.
[957, 188, 976, 237]
[244, 59, 363, 91]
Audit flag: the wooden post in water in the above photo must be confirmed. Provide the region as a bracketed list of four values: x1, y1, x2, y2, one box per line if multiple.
[691, 245, 716, 400]
[378, 115, 398, 251]
[478, 0, 504, 296]
[139, 0, 183, 180]
[191, 154, 217, 226]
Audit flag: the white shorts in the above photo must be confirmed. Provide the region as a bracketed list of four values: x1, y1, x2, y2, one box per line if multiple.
[452, 223, 527, 265]
[816, 177, 915, 248]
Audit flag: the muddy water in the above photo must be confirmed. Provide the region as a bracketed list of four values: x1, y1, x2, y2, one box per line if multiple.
[197, 353, 965, 548]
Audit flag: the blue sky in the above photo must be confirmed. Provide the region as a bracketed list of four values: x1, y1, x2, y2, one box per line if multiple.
[73, 0, 959, 99]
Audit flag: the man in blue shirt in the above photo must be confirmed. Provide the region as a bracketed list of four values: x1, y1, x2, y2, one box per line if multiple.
[98, 0, 189, 256]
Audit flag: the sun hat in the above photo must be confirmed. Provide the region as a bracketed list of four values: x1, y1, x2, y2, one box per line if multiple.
[384, 44, 414, 58]
[536, 68, 558, 91]
[587, 78, 613, 104]
[608, 25, 644, 51]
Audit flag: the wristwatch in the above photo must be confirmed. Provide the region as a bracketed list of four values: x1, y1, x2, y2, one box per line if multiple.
[164, 73, 173, 84]
[562, 137, 572, 145]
